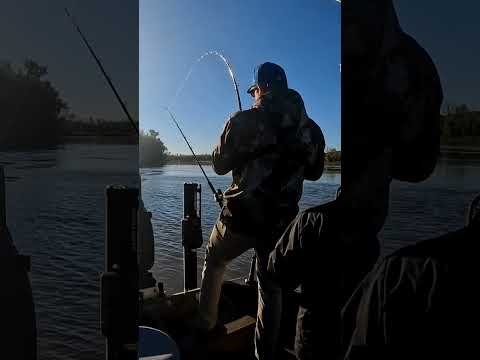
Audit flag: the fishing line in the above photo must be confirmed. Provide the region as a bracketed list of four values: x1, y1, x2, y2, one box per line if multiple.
[170, 50, 242, 111]
[164, 51, 244, 207]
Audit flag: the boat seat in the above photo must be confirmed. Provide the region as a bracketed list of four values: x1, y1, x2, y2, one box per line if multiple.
[139, 326, 181, 360]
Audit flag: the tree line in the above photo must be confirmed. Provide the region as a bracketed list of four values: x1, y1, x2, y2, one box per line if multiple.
[139, 132, 342, 168]
[64, 116, 134, 135]
[3, 59, 477, 153]
[0, 59, 137, 150]
[0, 60, 67, 149]
[140, 130, 168, 167]
[440, 104, 480, 146]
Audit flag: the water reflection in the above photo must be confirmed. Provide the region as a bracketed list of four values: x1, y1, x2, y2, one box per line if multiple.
[143, 160, 479, 292]
[141, 165, 341, 293]
[1, 144, 138, 360]
[380, 159, 479, 255]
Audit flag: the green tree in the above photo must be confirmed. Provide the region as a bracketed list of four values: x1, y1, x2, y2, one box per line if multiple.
[325, 148, 341, 163]
[440, 102, 480, 145]
[140, 129, 168, 167]
[23, 59, 48, 79]
[0, 59, 67, 149]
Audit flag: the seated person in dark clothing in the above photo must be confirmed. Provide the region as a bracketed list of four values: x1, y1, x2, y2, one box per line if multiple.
[267, 191, 384, 360]
[342, 194, 480, 360]
[267, 1, 443, 359]
[1, 168, 37, 360]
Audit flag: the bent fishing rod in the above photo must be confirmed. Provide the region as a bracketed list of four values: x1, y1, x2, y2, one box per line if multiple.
[167, 53, 243, 207]
[64, 8, 139, 135]
[167, 62, 256, 283]
[163, 108, 224, 208]
[216, 52, 243, 112]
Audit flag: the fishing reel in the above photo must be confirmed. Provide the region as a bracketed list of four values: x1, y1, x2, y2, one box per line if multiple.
[215, 188, 224, 207]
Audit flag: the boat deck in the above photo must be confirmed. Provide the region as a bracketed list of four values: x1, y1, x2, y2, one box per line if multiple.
[140, 280, 299, 359]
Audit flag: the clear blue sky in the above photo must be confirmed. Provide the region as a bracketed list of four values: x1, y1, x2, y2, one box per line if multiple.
[140, 0, 341, 154]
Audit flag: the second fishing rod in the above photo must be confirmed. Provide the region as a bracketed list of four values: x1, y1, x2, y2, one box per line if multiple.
[163, 107, 225, 208]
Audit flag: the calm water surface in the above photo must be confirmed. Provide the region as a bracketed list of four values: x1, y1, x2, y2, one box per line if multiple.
[142, 159, 480, 293]
[141, 165, 341, 293]
[1, 144, 137, 360]
[1, 146, 478, 359]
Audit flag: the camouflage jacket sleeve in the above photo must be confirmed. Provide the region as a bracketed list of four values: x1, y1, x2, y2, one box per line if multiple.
[268, 211, 323, 290]
[211, 111, 256, 175]
[303, 118, 326, 181]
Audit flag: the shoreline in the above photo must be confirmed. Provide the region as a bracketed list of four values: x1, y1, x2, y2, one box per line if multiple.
[439, 145, 480, 158]
[63, 135, 137, 145]
[4, 142, 479, 160]
[144, 162, 342, 172]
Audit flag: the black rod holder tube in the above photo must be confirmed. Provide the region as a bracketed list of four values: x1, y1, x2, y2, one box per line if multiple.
[182, 183, 203, 291]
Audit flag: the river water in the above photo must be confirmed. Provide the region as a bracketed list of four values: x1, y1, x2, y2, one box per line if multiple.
[141, 165, 341, 293]
[1, 144, 478, 359]
[142, 159, 480, 293]
[1, 144, 138, 360]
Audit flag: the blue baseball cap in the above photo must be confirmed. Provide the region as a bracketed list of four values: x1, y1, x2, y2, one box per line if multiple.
[247, 62, 288, 96]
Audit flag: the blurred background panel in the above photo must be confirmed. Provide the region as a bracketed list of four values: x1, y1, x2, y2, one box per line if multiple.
[0, 1, 138, 359]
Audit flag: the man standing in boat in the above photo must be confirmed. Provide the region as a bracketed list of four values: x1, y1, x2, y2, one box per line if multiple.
[197, 62, 325, 360]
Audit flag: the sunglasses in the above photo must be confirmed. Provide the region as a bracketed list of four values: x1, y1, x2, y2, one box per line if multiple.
[248, 85, 259, 97]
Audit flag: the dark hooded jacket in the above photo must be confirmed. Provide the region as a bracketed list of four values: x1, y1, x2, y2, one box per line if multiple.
[213, 88, 325, 248]
[268, 200, 380, 360]
[268, 1, 443, 359]
[342, 216, 480, 360]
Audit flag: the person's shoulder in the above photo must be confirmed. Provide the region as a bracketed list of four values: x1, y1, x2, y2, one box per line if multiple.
[229, 108, 258, 120]
[286, 88, 304, 101]
[370, 227, 473, 289]
[226, 108, 261, 127]
[290, 201, 339, 232]
[386, 226, 472, 262]
[299, 203, 329, 222]
[304, 117, 325, 143]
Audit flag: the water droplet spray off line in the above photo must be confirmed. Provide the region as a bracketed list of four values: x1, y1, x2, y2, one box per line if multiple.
[169, 50, 243, 112]
[161, 50, 243, 208]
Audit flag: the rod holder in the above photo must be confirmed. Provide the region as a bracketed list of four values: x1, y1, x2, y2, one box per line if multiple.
[182, 183, 203, 292]
[102, 185, 139, 360]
